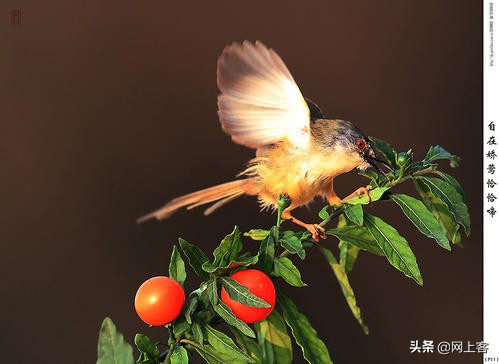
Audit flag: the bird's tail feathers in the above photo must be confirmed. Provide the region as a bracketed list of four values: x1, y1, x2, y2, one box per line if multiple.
[137, 179, 256, 223]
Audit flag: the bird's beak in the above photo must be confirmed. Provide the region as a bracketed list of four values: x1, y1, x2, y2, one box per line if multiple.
[364, 156, 385, 174]
[363, 150, 393, 180]
[365, 155, 393, 171]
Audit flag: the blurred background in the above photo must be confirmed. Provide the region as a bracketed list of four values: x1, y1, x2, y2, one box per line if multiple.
[1, 1, 482, 363]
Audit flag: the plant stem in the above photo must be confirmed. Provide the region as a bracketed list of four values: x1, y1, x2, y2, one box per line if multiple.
[180, 339, 203, 349]
[382, 165, 436, 187]
[277, 206, 283, 228]
[319, 207, 345, 228]
[159, 349, 169, 363]
[163, 325, 176, 363]
[167, 325, 175, 345]
[164, 345, 174, 363]
[189, 288, 201, 297]
[277, 194, 292, 228]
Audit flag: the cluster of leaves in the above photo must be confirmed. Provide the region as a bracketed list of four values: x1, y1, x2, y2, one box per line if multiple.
[320, 138, 470, 289]
[97, 138, 470, 364]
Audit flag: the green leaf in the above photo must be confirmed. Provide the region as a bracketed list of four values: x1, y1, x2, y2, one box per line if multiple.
[97, 317, 134, 364]
[336, 215, 359, 273]
[339, 241, 359, 274]
[213, 301, 256, 338]
[169, 245, 187, 286]
[191, 320, 204, 345]
[343, 186, 390, 205]
[273, 257, 307, 287]
[210, 226, 243, 269]
[279, 235, 306, 260]
[235, 254, 259, 267]
[326, 226, 384, 256]
[254, 310, 293, 364]
[203, 253, 260, 275]
[170, 345, 189, 364]
[231, 328, 264, 363]
[258, 226, 278, 274]
[203, 226, 248, 274]
[407, 160, 434, 172]
[216, 252, 258, 275]
[204, 324, 256, 363]
[220, 277, 271, 308]
[191, 344, 219, 364]
[178, 238, 210, 278]
[389, 193, 450, 250]
[414, 181, 463, 245]
[202, 264, 221, 275]
[319, 247, 369, 334]
[358, 170, 381, 188]
[184, 297, 198, 324]
[318, 205, 331, 219]
[281, 230, 304, 239]
[206, 278, 219, 306]
[425, 145, 460, 167]
[364, 214, 423, 285]
[203, 259, 256, 275]
[343, 204, 363, 226]
[369, 136, 397, 168]
[134, 334, 160, 362]
[173, 316, 190, 338]
[203, 255, 258, 276]
[244, 229, 270, 241]
[431, 170, 465, 197]
[192, 343, 248, 364]
[414, 177, 470, 235]
[277, 293, 333, 364]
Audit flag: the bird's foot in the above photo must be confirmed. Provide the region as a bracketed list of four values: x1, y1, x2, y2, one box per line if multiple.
[342, 185, 374, 203]
[281, 210, 326, 242]
[305, 223, 326, 242]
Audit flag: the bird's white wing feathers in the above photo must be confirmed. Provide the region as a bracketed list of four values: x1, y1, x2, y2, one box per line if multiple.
[217, 41, 311, 150]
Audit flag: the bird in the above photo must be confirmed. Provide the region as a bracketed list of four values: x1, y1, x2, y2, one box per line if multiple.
[138, 40, 389, 241]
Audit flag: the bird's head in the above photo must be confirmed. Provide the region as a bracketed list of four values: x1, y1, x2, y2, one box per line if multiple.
[310, 119, 391, 175]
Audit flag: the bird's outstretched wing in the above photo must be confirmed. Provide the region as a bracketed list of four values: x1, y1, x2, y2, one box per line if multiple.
[217, 41, 311, 151]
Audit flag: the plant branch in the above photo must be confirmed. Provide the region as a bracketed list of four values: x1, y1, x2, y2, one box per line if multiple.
[163, 325, 176, 363]
[290, 165, 439, 240]
[159, 349, 169, 363]
[319, 207, 345, 228]
[164, 345, 174, 363]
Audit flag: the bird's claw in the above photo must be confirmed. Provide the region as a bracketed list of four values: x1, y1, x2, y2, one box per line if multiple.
[356, 185, 373, 203]
[342, 185, 374, 204]
[306, 224, 326, 242]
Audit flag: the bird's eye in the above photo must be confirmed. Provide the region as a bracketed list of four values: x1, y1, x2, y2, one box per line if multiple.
[356, 139, 367, 150]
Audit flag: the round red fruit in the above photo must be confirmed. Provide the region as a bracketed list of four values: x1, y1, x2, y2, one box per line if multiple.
[220, 269, 276, 323]
[134, 276, 185, 326]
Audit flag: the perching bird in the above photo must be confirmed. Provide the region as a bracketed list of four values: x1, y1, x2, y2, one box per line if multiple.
[138, 41, 389, 241]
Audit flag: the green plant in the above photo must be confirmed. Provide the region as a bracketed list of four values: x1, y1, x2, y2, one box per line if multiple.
[97, 137, 470, 363]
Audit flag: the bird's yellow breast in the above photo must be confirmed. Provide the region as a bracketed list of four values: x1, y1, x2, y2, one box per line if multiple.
[242, 144, 364, 210]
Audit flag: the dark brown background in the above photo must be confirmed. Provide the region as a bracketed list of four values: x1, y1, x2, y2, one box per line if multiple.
[1, 1, 482, 363]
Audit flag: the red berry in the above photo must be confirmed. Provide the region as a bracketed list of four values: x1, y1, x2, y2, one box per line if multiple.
[135, 276, 185, 326]
[221, 269, 276, 323]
